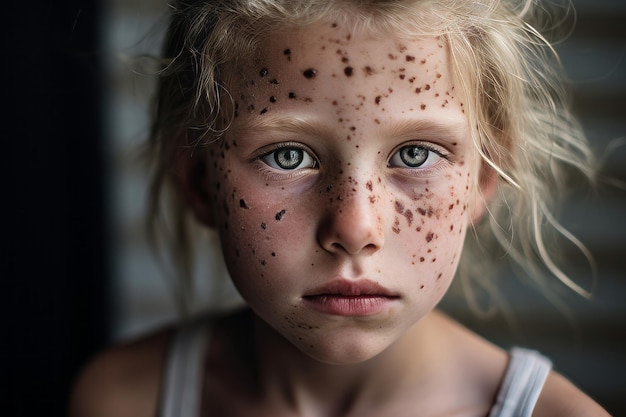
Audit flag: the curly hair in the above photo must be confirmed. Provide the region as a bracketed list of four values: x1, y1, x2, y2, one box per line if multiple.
[145, 0, 597, 315]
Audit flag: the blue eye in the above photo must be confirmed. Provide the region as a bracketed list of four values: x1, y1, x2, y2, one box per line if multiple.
[389, 145, 441, 168]
[261, 146, 317, 170]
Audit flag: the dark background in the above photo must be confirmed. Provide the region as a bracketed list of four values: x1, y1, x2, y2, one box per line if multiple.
[3, 1, 624, 416]
[4, 1, 109, 416]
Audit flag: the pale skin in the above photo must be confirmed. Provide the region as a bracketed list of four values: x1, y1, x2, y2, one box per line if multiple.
[71, 22, 610, 417]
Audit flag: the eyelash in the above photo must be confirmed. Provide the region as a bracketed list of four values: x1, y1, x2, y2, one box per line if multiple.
[254, 141, 451, 181]
[255, 142, 318, 180]
[387, 142, 450, 175]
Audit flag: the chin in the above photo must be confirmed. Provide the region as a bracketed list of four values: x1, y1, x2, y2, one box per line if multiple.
[294, 331, 395, 366]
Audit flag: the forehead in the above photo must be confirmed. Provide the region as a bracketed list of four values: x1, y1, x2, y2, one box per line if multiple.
[227, 21, 466, 130]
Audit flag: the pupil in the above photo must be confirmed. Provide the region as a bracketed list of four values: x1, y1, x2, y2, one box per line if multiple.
[401, 146, 428, 167]
[275, 149, 303, 169]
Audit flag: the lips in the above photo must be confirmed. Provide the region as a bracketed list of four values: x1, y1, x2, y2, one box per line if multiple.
[304, 279, 397, 297]
[302, 279, 399, 316]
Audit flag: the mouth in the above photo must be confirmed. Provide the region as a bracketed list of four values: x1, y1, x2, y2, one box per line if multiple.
[302, 279, 400, 316]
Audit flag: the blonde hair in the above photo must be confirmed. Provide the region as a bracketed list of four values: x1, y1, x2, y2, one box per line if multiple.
[146, 0, 597, 315]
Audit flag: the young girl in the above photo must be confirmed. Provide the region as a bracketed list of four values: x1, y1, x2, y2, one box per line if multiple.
[72, 0, 611, 415]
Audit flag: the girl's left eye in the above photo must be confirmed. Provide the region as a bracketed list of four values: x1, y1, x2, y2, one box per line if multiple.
[388, 145, 442, 168]
[260, 146, 317, 170]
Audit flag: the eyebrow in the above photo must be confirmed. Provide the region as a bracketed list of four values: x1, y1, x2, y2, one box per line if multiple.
[234, 113, 467, 143]
[233, 115, 334, 139]
[381, 118, 468, 143]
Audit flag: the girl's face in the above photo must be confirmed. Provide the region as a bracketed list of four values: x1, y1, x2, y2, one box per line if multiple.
[202, 23, 484, 364]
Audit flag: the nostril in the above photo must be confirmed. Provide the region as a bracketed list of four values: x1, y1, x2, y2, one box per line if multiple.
[362, 242, 380, 254]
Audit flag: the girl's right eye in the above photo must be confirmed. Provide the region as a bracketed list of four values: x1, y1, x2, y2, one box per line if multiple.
[260, 146, 317, 171]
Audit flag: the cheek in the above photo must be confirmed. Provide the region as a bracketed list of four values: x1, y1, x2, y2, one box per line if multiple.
[391, 171, 471, 287]
[208, 163, 308, 300]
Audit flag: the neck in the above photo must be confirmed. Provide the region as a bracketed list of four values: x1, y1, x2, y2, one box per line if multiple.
[250, 313, 442, 417]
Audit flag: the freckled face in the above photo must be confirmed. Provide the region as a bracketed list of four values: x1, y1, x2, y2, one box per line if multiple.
[205, 23, 478, 364]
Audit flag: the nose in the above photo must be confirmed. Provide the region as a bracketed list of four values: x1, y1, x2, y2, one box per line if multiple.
[317, 184, 385, 256]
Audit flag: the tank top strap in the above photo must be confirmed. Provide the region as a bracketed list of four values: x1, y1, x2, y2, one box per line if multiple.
[159, 319, 211, 417]
[489, 347, 552, 417]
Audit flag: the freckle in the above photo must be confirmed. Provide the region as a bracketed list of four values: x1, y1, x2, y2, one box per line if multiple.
[432, 258, 437, 263]
[304, 97, 313, 103]
[408, 77, 415, 83]
[275, 209, 286, 221]
[415, 87, 421, 94]
[436, 73, 442, 78]
[426, 231, 434, 242]
[424, 84, 431, 90]
[395, 201, 404, 214]
[332, 22, 338, 28]
[289, 92, 297, 99]
[344, 66, 353, 76]
[450, 224, 454, 231]
[392, 218, 401, 234]
[259, 68, 269, 77]
[399, 74, 405, 80]
[374, 118, 380, 124]
[363, 66, 374, 75]
[260, 108, 268, 115]
[416, 226, 422, 232]
[435, 93, 439, 97]
[303, 68, 317, 78]
[448, 204, 454, 210]
[406, 55, 415, 62]
[366, 181, 373, 191]
[420, 256, 425, 262]
[349, 126, 356, 131]
[375, 95, 382, 105]
[388, 53, 397, 60]
[404, 210, 414, 226]
[420, 59, 426, 64]
[341, 56, 349, 63]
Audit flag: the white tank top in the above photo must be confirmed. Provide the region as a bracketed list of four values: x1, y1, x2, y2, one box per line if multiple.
[159, 321, 552, 417]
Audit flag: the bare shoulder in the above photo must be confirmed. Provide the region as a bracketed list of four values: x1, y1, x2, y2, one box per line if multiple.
[533, 371, 611, 417]
[69, 327, 174, 417]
